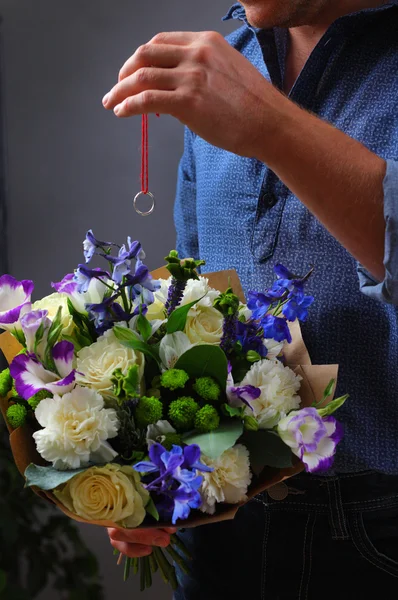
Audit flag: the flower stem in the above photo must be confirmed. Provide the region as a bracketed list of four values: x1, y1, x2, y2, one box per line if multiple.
[132, 557, 139, 575]
[170, 533, 192, 559]
[165, 544, 191, 575]
[123, 556, 132, 582]
[139, 557, 146, 592]
[149, 553, 158, 573]
[153, 547, 178, 590]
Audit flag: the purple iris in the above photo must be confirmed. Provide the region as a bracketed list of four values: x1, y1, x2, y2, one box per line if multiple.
[236, 320, 268, 358]
[105, 238, 144, 285]
[134, 443, 212, 524]
[261, 314, 292, 343]
[83, 230, 116, 263]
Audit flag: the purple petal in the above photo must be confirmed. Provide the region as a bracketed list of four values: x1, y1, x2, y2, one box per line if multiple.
[52, 340, 75, 377]
[149, 443, 167, 468]
[0, 275, 34, 326]
[51, 273, 78, 295]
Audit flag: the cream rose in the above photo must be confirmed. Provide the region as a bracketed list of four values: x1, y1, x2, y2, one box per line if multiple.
[199, 445, 252, 515]
[76, 328, 144, 400]
[33, 292, 74, 336]
[185, 305, 224, 345]
[54, 464, 149, 527]
[145, 279, 168, 321]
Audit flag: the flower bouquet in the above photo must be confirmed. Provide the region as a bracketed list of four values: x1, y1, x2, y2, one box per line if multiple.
[0, 231, 348, 592]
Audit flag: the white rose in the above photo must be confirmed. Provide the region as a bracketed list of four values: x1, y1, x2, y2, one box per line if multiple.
[33, 293, 74, 336]
[240, 359, 302, 429]
[199, 445, 252, 515]
[185, 305, 224, 345]
[76, 328, 144, 399]
[54, 464, 149, 527]
[33, 385, 119, 470]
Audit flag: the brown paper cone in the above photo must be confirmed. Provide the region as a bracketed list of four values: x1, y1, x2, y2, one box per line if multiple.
[0, 269, 340, 530]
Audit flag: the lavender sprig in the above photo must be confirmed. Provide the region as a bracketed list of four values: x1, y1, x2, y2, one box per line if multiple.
[214, 287, 240, 355]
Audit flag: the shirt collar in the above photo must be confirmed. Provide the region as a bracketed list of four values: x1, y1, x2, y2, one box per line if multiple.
[222, 1, 398, 23]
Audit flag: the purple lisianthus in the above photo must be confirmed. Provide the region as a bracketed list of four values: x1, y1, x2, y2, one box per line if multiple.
[83, 230, 116, 263]
[52, 273, 78, 296]
[134, 443, 212, 524]
[0, 275, 34, 331]
[227, 384, 260, 411]
[261, 314, 292, 343]
[277, 407, 344, 473]
[20, 310, 52, 355]
[10, 340, 76, 400]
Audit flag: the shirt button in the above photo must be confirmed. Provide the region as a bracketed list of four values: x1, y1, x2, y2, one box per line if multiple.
[267, 482, 289, 501]
[262, 194, 278, 208]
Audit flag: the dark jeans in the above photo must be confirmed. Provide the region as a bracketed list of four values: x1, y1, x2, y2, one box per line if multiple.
[174, 472, 398, 599]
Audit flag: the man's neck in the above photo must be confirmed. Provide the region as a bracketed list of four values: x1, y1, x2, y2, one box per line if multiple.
[284, 0, 387, 93]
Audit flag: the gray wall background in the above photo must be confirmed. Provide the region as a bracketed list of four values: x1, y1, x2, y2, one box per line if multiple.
[0, 1, 237, 598]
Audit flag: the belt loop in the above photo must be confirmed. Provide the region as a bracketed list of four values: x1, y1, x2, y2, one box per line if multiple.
[326, 478, 350, 540]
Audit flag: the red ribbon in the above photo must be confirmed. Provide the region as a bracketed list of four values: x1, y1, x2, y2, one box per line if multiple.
[141, 114, 149, 194]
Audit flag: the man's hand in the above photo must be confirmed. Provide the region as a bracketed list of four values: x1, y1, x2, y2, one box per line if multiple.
[102, 31, 283, 158]
[108, 527, 177, 558]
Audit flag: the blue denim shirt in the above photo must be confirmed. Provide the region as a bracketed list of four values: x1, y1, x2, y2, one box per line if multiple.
[174, 2, 398, 474]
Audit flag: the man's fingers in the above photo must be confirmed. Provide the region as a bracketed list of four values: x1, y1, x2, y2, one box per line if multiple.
[150, 31, 197, 46]
[111, 540, 153, 558]
[118, 44, 185, 82]
[107, 527, 171, 547]
[104, 68, 178, 109]
[112, 90, 183, 118]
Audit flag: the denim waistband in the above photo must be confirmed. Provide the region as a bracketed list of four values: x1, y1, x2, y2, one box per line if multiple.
[260, 471, 398, 512]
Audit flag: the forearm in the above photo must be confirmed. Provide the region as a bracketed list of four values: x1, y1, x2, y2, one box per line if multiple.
[257, 99, 387, 281]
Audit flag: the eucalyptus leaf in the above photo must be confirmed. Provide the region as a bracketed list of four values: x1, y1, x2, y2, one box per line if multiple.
[221, 404, 244, 419]
[166, 295, 205, 335]
[25, 464, 88, 491]
[175, 344, 228, 389]
[317, 394, 349, 418]
[242, 430, 293, 474]
[145, 498, 160, 521]
[184, 421, 243, 459]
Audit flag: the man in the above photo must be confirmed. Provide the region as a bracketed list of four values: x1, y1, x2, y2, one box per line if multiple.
[105, 1, 398, 597]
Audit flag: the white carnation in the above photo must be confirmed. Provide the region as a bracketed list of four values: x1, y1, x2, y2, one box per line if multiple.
[199, 445, 252, 515]
[240, 359, 302, 429]
[76, 328, 144, 400]
[33, 293, 74, 336]
[181, 277, 220, 308]
[33, 385, 119, 470]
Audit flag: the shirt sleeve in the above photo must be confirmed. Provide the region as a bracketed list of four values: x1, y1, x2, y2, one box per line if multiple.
[174, 127, 199, 261]
[358, 159, 398, 305]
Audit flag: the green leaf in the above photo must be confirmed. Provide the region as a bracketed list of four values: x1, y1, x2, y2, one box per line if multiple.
[24, 464, 88, 491]
[137, 313, 152, 343]
[47, 306, 63, 347]
[123, 364, 140, 397]
[145, 498, 160, 521]
[114, 326, 161, 364]
[62, 334, 81, 352]
[317, 394, 349, 418]
[166, 296, 205, 335]
[242, 430, 293, 474]
[183, 421, 243, 459]
[34, 322, 46, 355]
[221, 404, 244, 419]
[175, 344, 228, 389]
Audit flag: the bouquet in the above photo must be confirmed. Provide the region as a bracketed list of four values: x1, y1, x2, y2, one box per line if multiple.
[0, 231, 348, 592]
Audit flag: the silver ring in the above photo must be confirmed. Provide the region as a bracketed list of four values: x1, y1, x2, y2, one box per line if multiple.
[133, 191, 155, 217]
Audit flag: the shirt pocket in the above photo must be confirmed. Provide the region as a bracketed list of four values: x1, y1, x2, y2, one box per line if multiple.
[250, 173, 288, 263]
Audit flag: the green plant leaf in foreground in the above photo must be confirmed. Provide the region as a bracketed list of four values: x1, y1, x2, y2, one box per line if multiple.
[242, 430, 293, 475]
[166, 296, 205, 335]
[317, 395, 349, 418]
[113, 326, 160, 364]
[175, 344, 228, 389]
[25, 464, 87, 491]
[184, 421, 243, 459]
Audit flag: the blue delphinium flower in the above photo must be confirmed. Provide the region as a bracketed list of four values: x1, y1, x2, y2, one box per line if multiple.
[74, 266, 110, 294]
[247, 292, 274, 321]
[125, 258, 161, 305]
[83, 230, 117, 263]
[105, 238, 144, 284]
[134, 443, 212, 524]
[282, 293, 314, 322]
[236, 320, 268, 358]
[262, 314, 292, 343]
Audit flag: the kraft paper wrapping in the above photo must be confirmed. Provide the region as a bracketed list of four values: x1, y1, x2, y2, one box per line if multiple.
[0, 269, 338, 529]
